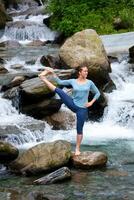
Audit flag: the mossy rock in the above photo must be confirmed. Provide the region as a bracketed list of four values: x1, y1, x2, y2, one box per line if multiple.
[0, 141, 19, 164]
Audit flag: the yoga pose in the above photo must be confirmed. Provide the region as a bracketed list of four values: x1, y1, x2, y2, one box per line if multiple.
[39, 65, 100, 155]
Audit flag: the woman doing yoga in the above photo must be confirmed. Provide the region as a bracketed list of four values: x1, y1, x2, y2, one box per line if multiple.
[39, 65, 100, 156]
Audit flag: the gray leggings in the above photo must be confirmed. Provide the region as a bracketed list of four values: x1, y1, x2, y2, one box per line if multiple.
[55, 88, 88, 134]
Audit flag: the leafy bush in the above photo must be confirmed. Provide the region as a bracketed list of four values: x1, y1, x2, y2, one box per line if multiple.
[47, 0, 134, 36]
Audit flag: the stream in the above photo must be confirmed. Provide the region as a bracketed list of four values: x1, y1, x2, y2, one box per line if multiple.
[0, 1, 134, 200]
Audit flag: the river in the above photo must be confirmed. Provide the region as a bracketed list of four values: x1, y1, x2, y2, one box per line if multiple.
[0, 1, 134, 200]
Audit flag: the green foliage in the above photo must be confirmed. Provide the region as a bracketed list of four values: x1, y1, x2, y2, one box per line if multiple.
[47, 0, 134, 36]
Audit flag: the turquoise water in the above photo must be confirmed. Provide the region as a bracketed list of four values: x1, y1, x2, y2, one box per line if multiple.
[0, 139, 134, 200]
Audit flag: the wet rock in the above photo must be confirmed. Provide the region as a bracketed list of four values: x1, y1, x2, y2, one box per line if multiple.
[0, 141, 19, 164]
[3, 0, 18, 9]
[21, 98, 62, 119]
[59, 29, 111, 71]
[44, 109, 75, 130]
[71, 151, 108, 169]
[6, 20, 40, 29]
[20, 77, 57, 103]
[0, 65, 8, 74]
[27, 40, 47, 47]
[34, 167, 71, 184]
[53, 32, 66, 45]
[87, 90, 108, 120]
[0, 2, 12, 29]
[19, 0, 39, 7]
[0, 40, 21, 48]
[1, 75, 26, 91]
[0, 71, 38, 86]
[0, 120, 45, 136]
[105, 169, 128, 177]
[10, 64, 24, 70]
[102, 79, 116, 93]
[3, 86, 21, 110]
[0, 57, 6, 64]
[43, 15, 52, 27]
[9, 140, 71, 175]
[59, 29, 111, 88]
[128, 46, 134, 63]
[40, 55, 70, 69]
[28, 191, 66, 200]
[26, 59, 36, 65]
[108, 55, 118, 63]
[10, 75, 26, 86]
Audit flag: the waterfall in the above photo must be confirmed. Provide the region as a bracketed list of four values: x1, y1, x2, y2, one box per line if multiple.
[103, 61, 134, 128]
[4, 23, 56, 41]
[0, 1, 56, 43]
[0, 57, 133, 148]
[0, 0, 133, 148]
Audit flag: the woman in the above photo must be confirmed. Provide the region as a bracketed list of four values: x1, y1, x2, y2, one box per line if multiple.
[39, 65, 100, 156]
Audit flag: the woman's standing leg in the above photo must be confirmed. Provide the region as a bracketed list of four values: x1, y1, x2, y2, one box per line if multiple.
[75, 134, 83, 156]
[75, 108, 88, 155]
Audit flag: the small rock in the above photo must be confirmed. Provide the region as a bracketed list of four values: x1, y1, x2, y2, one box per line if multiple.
[71, 151, 108, 169]
[34, 167, 71, 184]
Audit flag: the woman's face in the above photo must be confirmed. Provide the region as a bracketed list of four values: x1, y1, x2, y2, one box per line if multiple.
[79, 67, 88, 78]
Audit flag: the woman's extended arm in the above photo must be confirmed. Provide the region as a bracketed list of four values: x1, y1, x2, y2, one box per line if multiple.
[53, 76, 72, 86]
[38, 68, 72, 86]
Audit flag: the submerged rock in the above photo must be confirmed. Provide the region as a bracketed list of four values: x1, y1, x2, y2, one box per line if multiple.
[28, 191, 66, 200]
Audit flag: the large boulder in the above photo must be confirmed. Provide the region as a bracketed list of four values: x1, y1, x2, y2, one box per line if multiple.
[0, 141, 19, 164]
[59, 29, 111, 88]
[21, 98, 62, 119]
[20, 77, 57, 103]
[9, 140, 71, 175]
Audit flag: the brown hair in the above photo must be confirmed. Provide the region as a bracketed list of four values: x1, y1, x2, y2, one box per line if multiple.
[75, 63, 88, 77]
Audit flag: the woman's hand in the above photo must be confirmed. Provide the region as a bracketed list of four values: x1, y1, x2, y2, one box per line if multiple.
[85, 99, 96, 107]
[38, 68, 55, 77]
[85, 102, 93, 107]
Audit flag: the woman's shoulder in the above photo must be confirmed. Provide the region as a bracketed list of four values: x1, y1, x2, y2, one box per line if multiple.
[87, 79, 95, 85]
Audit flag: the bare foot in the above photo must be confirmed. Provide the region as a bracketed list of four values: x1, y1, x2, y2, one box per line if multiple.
[75, 150, 81, 156]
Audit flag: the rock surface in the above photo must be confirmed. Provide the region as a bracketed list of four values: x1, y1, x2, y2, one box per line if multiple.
[71, 151, 108, 169]
[9, 140, 71, 174]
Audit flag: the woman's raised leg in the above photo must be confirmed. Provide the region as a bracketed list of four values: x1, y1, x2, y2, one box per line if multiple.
[40, 76, 56, 91]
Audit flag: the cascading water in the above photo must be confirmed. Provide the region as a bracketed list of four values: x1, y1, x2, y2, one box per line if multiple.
[0, 2, 134, 200]
[0, 2, 56, 43]
[4, 21, 56, 41]
[0, 58, 133, 148]
[0, 0, 134, 148]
